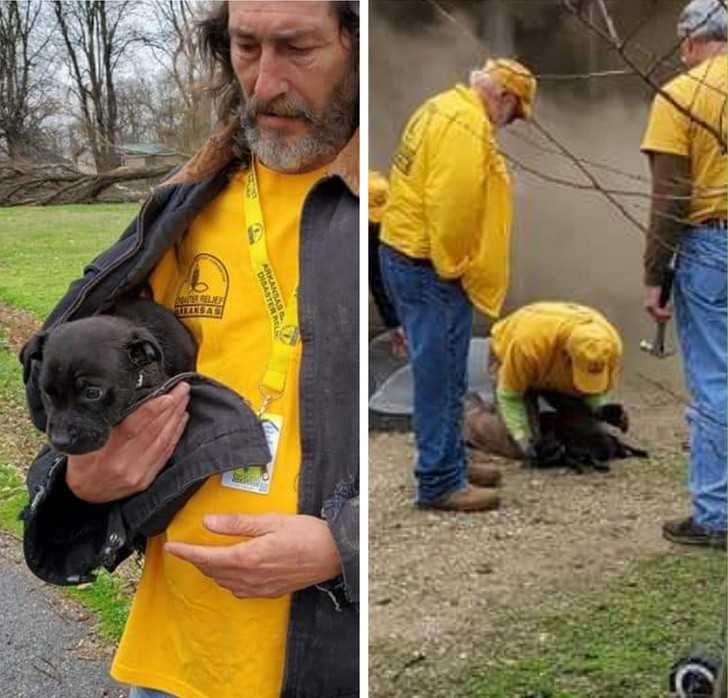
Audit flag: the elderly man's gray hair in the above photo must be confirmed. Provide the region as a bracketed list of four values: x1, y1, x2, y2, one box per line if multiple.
[677, 0, 728, 41]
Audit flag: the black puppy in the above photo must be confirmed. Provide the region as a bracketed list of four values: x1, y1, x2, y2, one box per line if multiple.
[27, 298, 197, 455]
[537, 408, 648, 473]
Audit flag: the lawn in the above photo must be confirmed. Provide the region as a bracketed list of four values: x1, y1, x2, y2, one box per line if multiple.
[0, 203, 138, 642]
[0, 203, 138, 317]
[464, 551, 725, 698]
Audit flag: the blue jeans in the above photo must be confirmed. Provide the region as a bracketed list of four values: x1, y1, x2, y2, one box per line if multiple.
[673, 224, 727, 532]
[129, 688, 176, 698]
[379, 245, 473, 504]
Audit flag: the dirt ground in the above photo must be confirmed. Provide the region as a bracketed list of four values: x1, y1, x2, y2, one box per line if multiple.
[0, 304, 44, 474]
[369, 382, 692, 697]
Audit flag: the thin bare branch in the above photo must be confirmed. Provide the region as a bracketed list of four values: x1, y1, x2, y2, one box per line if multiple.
[562, 0, 727, 152]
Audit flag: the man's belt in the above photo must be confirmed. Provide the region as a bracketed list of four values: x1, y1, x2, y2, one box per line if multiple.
[381, 242, 434, 269]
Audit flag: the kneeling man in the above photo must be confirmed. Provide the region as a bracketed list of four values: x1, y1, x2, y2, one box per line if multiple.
[465, 302, 625, 466]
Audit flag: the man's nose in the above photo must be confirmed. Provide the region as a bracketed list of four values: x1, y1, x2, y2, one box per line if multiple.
[253, 46, 287, 103]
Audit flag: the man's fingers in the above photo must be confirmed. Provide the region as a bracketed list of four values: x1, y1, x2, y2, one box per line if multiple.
[203, 513, 281, 537]
[120, 382, 190, 437]
[164, 541, 232, 569]
[146, 406, 189, 469]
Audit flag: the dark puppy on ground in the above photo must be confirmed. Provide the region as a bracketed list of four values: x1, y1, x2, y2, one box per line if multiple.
[23, 298, 197, 455]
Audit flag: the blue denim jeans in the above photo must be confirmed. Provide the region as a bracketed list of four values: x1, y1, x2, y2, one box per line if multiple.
[379, 245, 473, 504]
[129, 688, 176, 698]
[673, 224, 727, 532]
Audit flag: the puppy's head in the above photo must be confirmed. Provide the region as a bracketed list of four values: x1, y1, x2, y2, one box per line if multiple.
[38, 316, 163, 455]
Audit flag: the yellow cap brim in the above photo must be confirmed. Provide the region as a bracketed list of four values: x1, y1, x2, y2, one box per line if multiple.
[573, 366, 609, 394]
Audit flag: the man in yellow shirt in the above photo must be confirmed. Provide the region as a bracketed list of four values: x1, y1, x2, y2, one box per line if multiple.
[641, 0, 727, 548]
[379, 58, 537, 511]
[21, 2, 360, 696]
[464, 303, 625, 468]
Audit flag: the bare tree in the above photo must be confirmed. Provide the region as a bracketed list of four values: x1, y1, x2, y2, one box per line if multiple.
[53, 0, 144, 172]
[0, 1, 57, 161]
[144, 0, 213, 153]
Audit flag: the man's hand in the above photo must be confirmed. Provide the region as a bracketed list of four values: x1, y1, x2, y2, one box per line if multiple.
[515, 436, 537, 466]
[517, 436, 565, 468]
[644, 284, 672, 323]
[164, 513, 343, 599]
[389, 327, 407, 358]
[65, 382, 190, 503]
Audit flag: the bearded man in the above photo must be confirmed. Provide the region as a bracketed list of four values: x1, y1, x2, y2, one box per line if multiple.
[19, 2, 360, 697]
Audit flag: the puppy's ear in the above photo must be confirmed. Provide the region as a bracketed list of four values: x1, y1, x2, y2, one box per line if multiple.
[126, 328, 163, 367]
[19, 331, 48, 384]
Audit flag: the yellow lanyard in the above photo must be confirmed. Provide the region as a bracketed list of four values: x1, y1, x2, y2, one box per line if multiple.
[244, 163, 300, 417]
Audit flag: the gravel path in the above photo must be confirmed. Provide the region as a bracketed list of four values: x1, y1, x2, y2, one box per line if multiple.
[369, 383, 691, 697]
[0, 533, 126, 698]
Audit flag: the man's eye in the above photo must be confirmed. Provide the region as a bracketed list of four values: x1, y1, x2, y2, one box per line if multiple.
[288, 44, 313, 55]
[237, 42, 259, 55]
[84, 386, 103, 401]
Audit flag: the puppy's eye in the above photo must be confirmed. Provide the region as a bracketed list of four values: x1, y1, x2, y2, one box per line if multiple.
[84, 386, 103, 401]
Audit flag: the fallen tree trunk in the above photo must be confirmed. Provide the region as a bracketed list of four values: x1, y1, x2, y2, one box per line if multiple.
[0, 161, 177, 206]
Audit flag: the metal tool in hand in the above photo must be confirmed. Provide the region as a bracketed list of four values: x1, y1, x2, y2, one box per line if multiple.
[639, 254, 676, 359]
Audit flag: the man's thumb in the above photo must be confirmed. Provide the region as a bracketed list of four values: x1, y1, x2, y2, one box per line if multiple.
[203, 513, 278, 537]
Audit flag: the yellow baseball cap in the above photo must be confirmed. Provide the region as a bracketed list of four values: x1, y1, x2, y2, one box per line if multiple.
[483, 58, 537, 120]
[565, 324, 616, 394]
[368, 170, 389, 223]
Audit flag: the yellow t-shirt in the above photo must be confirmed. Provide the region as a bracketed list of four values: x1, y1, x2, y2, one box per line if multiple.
[110, 161, 326, 698]
[491, 302, 622, 395]
[381, 85, 513, 318]
[641, 54, 728, 223]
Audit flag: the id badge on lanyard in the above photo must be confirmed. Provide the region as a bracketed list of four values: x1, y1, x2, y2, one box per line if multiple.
[222, 413, 283, 494]
[222, 162, 300, 495]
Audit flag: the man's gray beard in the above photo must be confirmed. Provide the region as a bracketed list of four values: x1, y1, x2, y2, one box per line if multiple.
[241, 72, 357, 173]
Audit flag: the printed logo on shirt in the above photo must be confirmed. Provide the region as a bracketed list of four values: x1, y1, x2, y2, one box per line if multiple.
[392, 142, 415, 176]
[392, 103, 430, 176]
[174, 253, 229, 319]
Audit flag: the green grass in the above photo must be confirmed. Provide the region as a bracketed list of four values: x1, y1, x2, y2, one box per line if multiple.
[67, 571, 133, 642]
[0, 331, 23, 400]
[465, 551, 725, 698]
[0, 205, 140, 643]
[0, 461, 25, 536]
[0, 203, 138, 317]
[0, 336, 133, 642]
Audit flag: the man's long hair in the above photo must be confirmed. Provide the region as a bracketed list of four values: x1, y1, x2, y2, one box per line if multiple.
[197, 1, 360, 131]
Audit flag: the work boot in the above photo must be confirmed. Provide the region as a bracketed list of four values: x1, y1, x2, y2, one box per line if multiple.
[662, 516, 726, 549]
[467, 462, 503, 488]
[419, 485, 500, 512]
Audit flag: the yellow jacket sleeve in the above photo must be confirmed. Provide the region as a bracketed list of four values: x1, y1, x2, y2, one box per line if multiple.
[424, 113, 487, 279]
[641, 84, 691, 157]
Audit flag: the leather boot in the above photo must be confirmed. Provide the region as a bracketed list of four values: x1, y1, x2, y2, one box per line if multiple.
[420, 485, 501, 512]
[467, 462, 503, 488]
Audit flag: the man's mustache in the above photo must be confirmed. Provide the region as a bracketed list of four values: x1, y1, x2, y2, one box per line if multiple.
[244, 96, 317, 124]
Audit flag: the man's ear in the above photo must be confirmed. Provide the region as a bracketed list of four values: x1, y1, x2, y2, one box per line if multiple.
[19, 331, 48, 384]
[125, 328, 163, 367]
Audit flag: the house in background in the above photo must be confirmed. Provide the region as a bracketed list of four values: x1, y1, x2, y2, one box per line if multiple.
[118, 143, 184, 170]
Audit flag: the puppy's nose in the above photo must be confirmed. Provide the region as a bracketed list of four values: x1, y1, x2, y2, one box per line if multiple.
[49, 425, 78, 453]
[50, 436, 74, 453]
